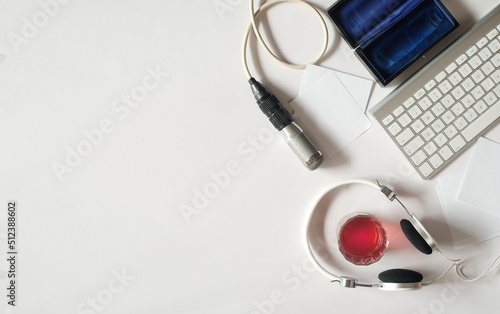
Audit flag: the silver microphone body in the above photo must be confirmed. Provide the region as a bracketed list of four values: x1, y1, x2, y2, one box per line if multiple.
[281, 122, 324, 170]
[249, 77, 324, 170]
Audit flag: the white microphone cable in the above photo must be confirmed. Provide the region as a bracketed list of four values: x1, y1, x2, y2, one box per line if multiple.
[242, 0, 329, 79]
[241, 0, 330, 170]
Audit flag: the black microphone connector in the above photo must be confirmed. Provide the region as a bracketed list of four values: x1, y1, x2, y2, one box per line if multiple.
[249, 78, 324, 170]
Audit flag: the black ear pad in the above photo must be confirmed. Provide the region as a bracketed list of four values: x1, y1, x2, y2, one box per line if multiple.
[400, 219, 433, 255]
[378, 269, 424, 283]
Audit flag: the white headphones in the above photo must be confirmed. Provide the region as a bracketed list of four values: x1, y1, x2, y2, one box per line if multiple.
[304, 179, 500, 291]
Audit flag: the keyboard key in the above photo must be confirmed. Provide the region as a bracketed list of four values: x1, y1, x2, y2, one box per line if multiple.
[449, 72, 462, 85]
[477, 37, 489, 48]
[431, 103, 445, 116]
[439, 146, 453, 160]
[461, 78, 475, 91]
[459, 64, 472, 77]
[488, 38, 500, 52]
[429, 89, 442, 102]
[444, 125, 458, 138]
[452, 103, 465, 116]
[421, 111, 435, 125]
[495, 85, 500, 97]
[409, 105, 422, 118]
[404, 97, 416, 108]
[419, 97, 432, 110]
[432, 119, 445, 132]
[422, 127, 435, 141]
[467, 45, 478, 56]
[442, 111, 455, 124]
[482, 78, 495, 91]
[456, 54, 468, 65]
[382, 114, 394, 125]
[396, 128, 415, 145]
[465, 108, 478, 122]
[488, 29, 499, 40]
[398, 113, 412, 127]
[492, 54, 500, 67]
[452, 86, 465, 100]
[482, 61, 495, 75]
[404, 136, 424, 155]
[485, 92, 497, 105]
[411, 150, 427, 166]
[388, 122, 402, 135]
[411, 119, 424, 133]
[425, 80, 437, 90]
[439, 80, 452, 94]
[441, 94, 455, 108]
[472, 69, 485, 83]
[393, 106, 405, 117]
[474, 100, 487, 113]
[446, 62, 458, 73]
[479, 47, 493, 60]
[418, 162, 433, 178]
[429, 154, 444, 169]
[424, 142, 437, 155]
[472, 86, 485, 99]
[434, 133, 448, 147]
[462, 101, 500, 141]
[492, 69, 500, 83]
[414, 88, 426, 99]
[468, 55, 482, 68]
[435, 71, 447, 82]
[461, 94, 475, 108]
[454, 117, 467, 130]
[449, 135, 466, 152]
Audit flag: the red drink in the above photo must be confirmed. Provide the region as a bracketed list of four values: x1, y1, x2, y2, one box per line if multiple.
[338, 214, 388, 265]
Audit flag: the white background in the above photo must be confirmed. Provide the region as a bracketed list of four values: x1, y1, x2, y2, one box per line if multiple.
[1, 0, 500, 313]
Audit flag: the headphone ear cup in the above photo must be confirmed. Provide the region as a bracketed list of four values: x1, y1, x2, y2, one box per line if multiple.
[400, 219, 433, 255]
[378, 269, 423, 283]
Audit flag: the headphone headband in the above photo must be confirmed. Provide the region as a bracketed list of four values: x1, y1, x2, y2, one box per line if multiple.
[304, 179, 434, 290]
[305, 179, 500, 290]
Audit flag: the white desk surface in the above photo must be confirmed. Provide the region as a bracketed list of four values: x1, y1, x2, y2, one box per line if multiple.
[1, 0, 500, 313]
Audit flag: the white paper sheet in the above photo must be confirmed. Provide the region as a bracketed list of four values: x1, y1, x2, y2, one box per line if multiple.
[298, 64, 373, 112]
[437, 172, 500, 250]
[456, 137, 500, 218]
[289, 66, 373, 158]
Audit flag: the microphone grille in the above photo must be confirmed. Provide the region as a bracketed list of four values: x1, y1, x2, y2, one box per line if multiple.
[287, 130, 324, 170]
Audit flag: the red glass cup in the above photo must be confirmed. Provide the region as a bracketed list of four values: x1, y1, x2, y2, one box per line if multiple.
[338, 214, 388, 265]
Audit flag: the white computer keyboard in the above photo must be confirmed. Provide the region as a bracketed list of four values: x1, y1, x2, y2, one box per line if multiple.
[370, 4, 500, 179]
